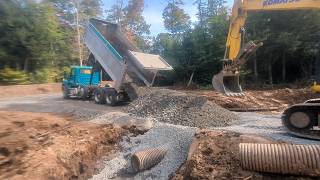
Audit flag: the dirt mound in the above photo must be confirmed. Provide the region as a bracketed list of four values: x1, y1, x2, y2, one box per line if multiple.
[192, 88, 320, 112]
[0, 111, 127, 180]
[0, 83, 60, 99]
[125, 88, 238, 128]
[171, 130, 314, 180]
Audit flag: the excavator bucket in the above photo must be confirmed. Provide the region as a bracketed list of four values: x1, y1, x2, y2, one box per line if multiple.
[212, 71, 243, 96]
[212, 41, 263, 96]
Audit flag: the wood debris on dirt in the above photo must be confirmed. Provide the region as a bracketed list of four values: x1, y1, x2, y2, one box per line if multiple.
[189, 88, 320, 112]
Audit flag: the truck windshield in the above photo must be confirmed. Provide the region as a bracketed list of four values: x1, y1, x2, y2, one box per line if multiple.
[81, 69, 92, 75]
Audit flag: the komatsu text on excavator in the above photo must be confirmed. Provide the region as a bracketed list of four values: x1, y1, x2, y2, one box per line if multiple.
[212, 0, 320, 140]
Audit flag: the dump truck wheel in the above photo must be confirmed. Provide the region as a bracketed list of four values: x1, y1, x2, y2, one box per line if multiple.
[94, 88, 105, 104]
[78, 86, 89, 100]
[63, 86, 70, 99]
[105, 89, 117, 106]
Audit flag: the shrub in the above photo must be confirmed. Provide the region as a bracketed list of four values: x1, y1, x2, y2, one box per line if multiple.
[29, 68, 60, 84]
[0, 67, 29, 85]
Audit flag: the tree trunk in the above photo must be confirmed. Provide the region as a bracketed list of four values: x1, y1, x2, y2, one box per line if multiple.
[187, 71, 195, 87]
[268, 60, 273, 87]
[253, 52, 258, 83]
[15, 62, 20, 71]
[282, 52, 286, 82]
[23, 58, 29, 72]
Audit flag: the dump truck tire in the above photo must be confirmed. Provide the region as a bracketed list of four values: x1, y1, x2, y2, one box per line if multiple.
[63, 86, 70, 99]
[78, 86, 89, 100]
[94, 88, 105, 104]
[105, 89, 117, 106]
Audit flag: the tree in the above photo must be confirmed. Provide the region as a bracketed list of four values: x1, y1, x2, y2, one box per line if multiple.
[207, 0, 227, 17]
[245, 10, 320, 84]
[49, 0, 103, 64]
[50, 0, 102, 25]
[194, 0, 227, 26]
[105, 0, 150, 50]
[162, 0, 191, 35]
[194, 0, 208, 26]
[151, 0, 229, 85]
[124, 0, 150, 36]
[106, 0, 125, 25]
[0, 0, 73, 71]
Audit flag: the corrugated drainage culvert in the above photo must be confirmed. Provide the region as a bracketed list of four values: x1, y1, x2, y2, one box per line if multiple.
[239, 143, 320, 176]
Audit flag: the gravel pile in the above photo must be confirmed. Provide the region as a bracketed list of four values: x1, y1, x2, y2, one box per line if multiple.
[90, 122, 196, 180]
[125, 88, 238, 128]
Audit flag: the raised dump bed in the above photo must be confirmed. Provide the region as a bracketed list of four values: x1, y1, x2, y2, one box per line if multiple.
[81, 18, 173, 105]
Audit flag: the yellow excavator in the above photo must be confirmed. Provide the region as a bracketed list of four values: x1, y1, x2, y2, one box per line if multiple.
[212, 0, 320, 140]
[213, 0, 320, 96]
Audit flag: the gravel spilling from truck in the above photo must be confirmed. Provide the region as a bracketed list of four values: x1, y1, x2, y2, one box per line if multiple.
[125, 88, 238, 128]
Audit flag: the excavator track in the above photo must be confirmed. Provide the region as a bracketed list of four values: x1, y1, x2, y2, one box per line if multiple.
[282, 102, 320, 140]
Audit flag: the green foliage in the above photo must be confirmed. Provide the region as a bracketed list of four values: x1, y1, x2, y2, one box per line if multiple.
[162, 0, 191, 35]
[245, 10, 320, 84]
[106, 0, 126, 25]
[152, 0, 228, 85]
[0, 0, 74, 73]
[124, 0, 150, 36]
[0, 67, 29, 85]
[29, 68, 61, 84]
[0, 0, 102, 85]
[0, 67, 66, 85]
[105, 0, 150, 50]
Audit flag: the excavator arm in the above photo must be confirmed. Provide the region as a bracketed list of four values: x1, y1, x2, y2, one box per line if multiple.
[226, 0, 320, 61]
[213, 0, 320, 96]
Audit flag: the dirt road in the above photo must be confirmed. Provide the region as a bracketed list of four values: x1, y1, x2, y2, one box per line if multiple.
[0, 83, 61, 99]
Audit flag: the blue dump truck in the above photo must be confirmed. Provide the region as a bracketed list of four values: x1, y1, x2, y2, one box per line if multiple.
[62, 18, 173, 106]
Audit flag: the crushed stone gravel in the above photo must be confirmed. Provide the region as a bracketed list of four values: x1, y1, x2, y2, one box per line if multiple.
[125, 88, 238, 128]
[90, 122, 196, 180]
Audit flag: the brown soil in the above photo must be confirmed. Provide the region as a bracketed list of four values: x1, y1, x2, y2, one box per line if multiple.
[0, 83, 61, 99]
[190, 88, 320, 112]
[171, 130, 315, 180]
[0, 111, 127, 180]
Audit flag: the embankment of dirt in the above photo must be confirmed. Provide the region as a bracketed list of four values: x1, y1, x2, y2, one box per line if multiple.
[171, 130, 315, 180]
[0, 83, 61, 99]
[0, 111, 127, 180]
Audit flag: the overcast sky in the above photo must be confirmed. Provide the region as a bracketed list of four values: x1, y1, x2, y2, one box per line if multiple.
[102, 0, 233, 36]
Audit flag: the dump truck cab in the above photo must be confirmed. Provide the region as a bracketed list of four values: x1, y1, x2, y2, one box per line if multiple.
[62, 66, 100, 99]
